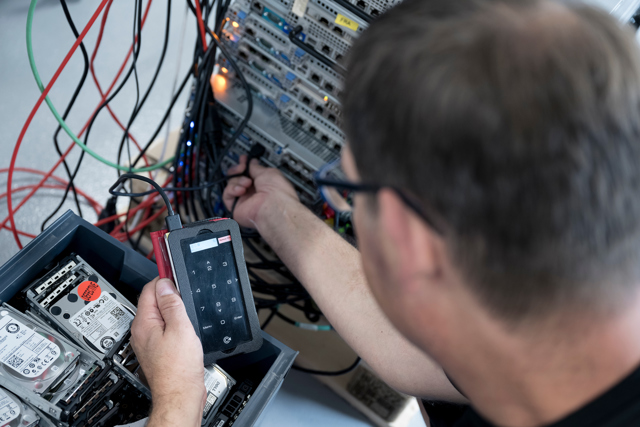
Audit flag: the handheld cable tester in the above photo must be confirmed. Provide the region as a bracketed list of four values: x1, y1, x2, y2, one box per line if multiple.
[152, 219, 262, 364]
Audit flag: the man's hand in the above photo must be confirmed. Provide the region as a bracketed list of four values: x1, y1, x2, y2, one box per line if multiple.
[223, 155, 300, 228]
[130, 278, 205, 427]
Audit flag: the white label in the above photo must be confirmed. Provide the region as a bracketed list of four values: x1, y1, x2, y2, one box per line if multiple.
[292, 0, 309, 17]
[190, 238, 218, 253]
[0, 389, 20, 424]
[69, 293, 134, 353]
[0, 315, 60, 378]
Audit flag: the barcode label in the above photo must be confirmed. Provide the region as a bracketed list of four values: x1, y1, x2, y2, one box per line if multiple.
[0, 314, 60, 378]
[69, 293, 134, 353]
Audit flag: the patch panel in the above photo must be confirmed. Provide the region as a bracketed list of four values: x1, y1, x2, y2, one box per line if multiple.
[227, 43, 344, 131]
[285, 0, 368, 62]
[215, 84, 338, 203]
[217, 0, 359, 206]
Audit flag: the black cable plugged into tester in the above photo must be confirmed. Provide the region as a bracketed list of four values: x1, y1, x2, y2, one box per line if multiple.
[110, 173, 262, 364]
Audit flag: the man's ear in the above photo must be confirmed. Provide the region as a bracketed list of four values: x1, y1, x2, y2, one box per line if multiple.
[377, 189, 442, 293]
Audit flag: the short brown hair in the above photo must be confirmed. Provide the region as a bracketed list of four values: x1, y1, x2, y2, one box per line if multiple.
[344, 0, 640, 321]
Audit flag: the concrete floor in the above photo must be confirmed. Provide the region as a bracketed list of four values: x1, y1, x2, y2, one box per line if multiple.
[0, 1, 425, 426]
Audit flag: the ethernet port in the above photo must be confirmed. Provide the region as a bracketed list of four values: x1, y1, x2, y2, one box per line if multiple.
[324, 83, 334, 92]
[260, 54, 271, 64]
[315, 106, 324, 114]
[328, 114, 336, 123]
[321, 45, 332, 54]
[302, 96, 311, 105]
[246, 27, 256, 37]
[319, 17, 330, 27]
[248, 46, 257, 54]
[321, 135, 329, 143]
[309, 127, 317, 135]
[311, 73, 321, 83]
[296, 118, 305, 126]
[239, 51, 249, 60]
[252, 1, 262, 12]
[335, 54, 343, 62]
[332, 26, 344, 36]
[371, 9, 380, 17]
[356, 0, 366, 9]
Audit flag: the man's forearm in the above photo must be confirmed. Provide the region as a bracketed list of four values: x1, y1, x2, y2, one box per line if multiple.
[254, 197, 464, 401]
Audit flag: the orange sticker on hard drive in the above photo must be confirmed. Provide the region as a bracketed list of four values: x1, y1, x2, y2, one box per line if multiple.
[77, 281, 101, 301]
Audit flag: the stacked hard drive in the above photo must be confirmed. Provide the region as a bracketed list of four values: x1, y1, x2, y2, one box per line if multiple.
[0, 254, 238, 427]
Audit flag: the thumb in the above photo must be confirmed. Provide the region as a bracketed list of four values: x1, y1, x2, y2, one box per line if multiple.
[155, 279, 193, 333]
[248, 158, 269, 179]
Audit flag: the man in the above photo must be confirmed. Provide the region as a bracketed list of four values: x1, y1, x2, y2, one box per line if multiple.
[130, 0, 640, 425]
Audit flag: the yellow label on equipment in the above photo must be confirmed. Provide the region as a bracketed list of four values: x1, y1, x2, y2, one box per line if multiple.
[335, 14, 359, 31]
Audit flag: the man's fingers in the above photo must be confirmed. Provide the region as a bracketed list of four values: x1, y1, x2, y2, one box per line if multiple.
[248, 159, 269, 179]
[227, 155, 247, 175]
[155, 279, 196, 334]
[225, 176, 252, 190]
[223, 177, 252, 209]
[227, 186, 247, 198]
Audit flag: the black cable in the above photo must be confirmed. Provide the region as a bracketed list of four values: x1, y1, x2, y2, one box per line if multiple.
[110, 174, 175, 217]
[121, 0, 145, 176]
[111, 172, 250, 197]
[184, 0, 254, 178]
[116, 0, 145, 249]
[288, 26, 346, 74]
[130, 67, 193, 169]
[44, 0, 144, 228]
[117, 0, 172, 175]
[261, 308, 278, 329]
[41, 0, 89, 231]
[292, 356, 362, 376]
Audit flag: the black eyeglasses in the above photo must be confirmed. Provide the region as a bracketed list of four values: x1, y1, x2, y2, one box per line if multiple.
[313, 160, 443, 234]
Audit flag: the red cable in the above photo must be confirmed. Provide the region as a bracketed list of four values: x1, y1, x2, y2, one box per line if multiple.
[0, 168, 103, 213]
[194, 0, 208, 51]
[5, 0, 155, 248]
[0, 184, 103, 239]
[7, 0, 111, 249]
[90, 0, 152, 170]
[112, 205, 167, 241]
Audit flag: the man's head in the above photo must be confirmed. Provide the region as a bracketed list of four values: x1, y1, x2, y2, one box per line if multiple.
[342, 0, 640, 343]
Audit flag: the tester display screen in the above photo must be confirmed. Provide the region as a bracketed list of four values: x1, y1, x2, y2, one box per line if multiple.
[180, 231, 251, 353]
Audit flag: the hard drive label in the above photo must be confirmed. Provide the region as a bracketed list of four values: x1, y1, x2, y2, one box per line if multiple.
[0, 316, 60, 378]
[68, 293, 134, 353]
[0, 388, 20, 424]
[77, 280, 101, 302]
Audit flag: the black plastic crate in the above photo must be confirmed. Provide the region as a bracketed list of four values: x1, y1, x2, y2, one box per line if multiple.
[0, 210, 297, 426]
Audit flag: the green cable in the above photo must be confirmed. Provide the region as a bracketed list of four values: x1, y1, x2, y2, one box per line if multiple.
[26, 0, 174, 172]
[295, 322, 333, 331]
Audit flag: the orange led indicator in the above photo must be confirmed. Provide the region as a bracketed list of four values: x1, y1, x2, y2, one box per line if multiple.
[232, 21, 239, 28]
[221, 67, 229, 73]
[323, 96, 329, 102]
[212, 74, 227, 92]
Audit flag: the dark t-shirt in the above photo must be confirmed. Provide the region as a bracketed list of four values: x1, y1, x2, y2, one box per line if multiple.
[424, 364, 640, 427]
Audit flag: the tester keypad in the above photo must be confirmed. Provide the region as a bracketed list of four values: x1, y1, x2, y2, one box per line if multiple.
[180, 231, 251, 353]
